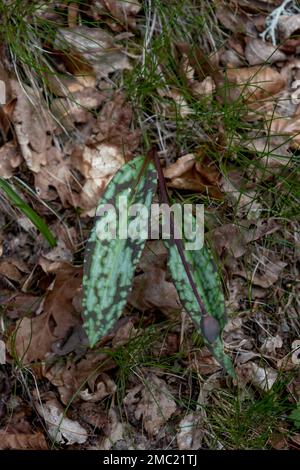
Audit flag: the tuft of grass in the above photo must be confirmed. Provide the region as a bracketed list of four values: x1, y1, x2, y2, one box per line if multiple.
[204, 376, 294, 449]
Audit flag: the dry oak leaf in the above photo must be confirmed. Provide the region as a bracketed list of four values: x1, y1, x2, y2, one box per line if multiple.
[12, 265, 82, 363]
[55, 26, 131, 78]
[11, 80, 54, 173]
[124, 374, 177, 437]
[128, 267, 181, 316]
[0, 143, 22, 178]
[36, 398, 87, 445]
[0, 431, 48, 450]
[225, 66, 285, 103]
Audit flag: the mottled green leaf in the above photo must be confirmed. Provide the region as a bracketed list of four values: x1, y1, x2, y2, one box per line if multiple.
[166, 236, 235, 377]
[82, 156, 157, 347]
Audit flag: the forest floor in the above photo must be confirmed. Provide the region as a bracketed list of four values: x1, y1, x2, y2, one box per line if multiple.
[0, 0, 299, 450]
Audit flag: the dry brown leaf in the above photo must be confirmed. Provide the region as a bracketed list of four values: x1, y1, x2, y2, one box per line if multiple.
[11, 81, 54, 173]
[245, 38, 286, 65]
[42, 360, 78, 405]
[0, 260, 23, 282]
[74, 93, 140, 215]
[0, 143, 22, 178]
[43, 349, 114, 404]
[243, 135, 291, 167]
[261, 335, 283, 355]
[124, 374, 177, 437]
[177, 413, 204, 450]
[79, 373, 116, 402]
[12, 265, 82, 363]
[34, 147, 80, 208]
[55, 26, 131, 78]
[268, 115, 300, 147]
[51, 88, 106, 128]
[225, 66, 285, 103]
[190, 76, 215, 98]
[223, 317, 253, 351]
[164, 153, 223, 198]
[0, 431, 48, 450]
[78, 402, 108, 430]
[189, 347, 221, 375]
[216, 5, 255, 35]
[46, 73, 96, 97]
[112, 319, 138, 348]
[36, 398, 87, 445]
[128, 267, 181, 316]
[220, 48, 244, 68]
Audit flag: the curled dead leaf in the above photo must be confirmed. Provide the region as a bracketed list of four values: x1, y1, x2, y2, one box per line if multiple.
[12, 265, 82, 363]
[164, 153, 223, 198]
[0, 431, 48, 450]
[36, 398, 87, 445]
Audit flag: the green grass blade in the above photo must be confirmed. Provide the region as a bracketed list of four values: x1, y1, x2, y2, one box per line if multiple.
[0, 177, 56, 248]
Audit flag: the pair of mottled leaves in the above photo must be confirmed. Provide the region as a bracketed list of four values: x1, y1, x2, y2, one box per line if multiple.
[82, 156, 235, 377]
